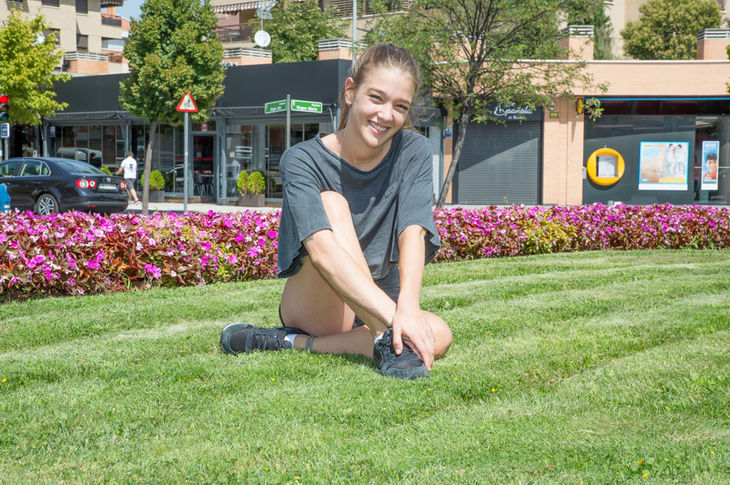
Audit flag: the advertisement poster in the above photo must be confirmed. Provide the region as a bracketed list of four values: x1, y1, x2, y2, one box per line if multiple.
[700, 140, 719, 191]
[638, 141, 689, 191]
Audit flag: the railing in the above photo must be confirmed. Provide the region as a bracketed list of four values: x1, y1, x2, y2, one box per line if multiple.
[318, 38, 366, 50]
[560, 25, 595, 38]
[697, 28, 730, 40]
[63, 51, 109, 62]
[102, 17, 123, 27]
[214, 25, 254, 43]
[325, 0, 411, 17]
[223, 47, 272, 59]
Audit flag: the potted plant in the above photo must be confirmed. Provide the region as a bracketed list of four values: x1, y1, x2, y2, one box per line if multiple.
[142, 169, 166, 202]
[100, 166, 113, 176]
[237, 170, 265, 207]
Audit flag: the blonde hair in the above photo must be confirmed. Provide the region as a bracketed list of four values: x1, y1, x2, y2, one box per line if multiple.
[338, 44, 421, 131]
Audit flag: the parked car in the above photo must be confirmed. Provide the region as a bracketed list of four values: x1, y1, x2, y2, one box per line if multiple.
[55, 147, 103, 167]
[0, 157, 129, 215]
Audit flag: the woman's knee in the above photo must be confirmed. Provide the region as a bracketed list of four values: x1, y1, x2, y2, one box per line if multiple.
[425, 312, 452, 359]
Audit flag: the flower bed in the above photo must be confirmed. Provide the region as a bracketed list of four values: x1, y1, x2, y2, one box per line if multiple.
[1, 204, 729, 301]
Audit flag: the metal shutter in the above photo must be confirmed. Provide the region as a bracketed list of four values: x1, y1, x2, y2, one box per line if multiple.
[455, 122, 541, 205]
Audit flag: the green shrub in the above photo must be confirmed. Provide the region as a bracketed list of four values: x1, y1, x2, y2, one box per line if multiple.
[142, 170, 165, 191]
[100, 166, 113, 176]
[236, 171, 249, 196]
[247, 171, 265, 195]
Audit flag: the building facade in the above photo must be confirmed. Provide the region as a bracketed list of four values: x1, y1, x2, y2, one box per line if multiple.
[0, 0, 129, 75]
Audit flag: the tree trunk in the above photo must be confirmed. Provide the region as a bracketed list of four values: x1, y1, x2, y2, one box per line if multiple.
[436, 107, 473, 208]
[142, 121, 157, 215]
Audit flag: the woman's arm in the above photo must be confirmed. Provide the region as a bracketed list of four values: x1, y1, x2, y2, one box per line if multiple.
[391, 224, 435, 370]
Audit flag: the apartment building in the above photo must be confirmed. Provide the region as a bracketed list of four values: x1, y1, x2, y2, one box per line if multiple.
[0, 0, 130, 74]
[605, 0, 730, 58]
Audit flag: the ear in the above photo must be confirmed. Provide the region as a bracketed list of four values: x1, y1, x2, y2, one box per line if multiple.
[344, 77, 356, 105]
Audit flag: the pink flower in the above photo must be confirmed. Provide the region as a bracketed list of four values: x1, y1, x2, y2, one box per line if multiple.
[144, 264, 162, 279]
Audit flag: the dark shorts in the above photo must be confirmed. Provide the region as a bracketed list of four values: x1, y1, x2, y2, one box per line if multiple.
[279, 284, 399, 331]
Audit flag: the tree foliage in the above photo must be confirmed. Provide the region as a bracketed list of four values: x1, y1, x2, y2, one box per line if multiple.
[0, 9, 70, 126]
[367, 0, 604, 207]
[120, 0, 225, 213]
[621, 0, 722, 60]
[252, 0, 345, 63]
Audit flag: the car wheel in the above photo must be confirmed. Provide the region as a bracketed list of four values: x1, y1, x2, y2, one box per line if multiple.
[35, 193, 59, 215]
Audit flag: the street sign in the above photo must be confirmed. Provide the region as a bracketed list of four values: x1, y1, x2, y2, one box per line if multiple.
[0, 123, 9, 139]
[291, 99, 323, 114]
[176, 93, 198, 113]
[264, 99, 287, 114]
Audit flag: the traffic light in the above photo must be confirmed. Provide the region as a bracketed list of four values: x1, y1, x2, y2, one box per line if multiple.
[0, 94, 8, 122]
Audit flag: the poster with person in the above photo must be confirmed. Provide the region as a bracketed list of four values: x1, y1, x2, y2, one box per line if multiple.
[700, 141, 719, 191]
[638, 141, 689, 191]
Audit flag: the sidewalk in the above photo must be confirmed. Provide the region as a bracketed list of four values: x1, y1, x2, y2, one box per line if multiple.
[124, 201, 280, 214]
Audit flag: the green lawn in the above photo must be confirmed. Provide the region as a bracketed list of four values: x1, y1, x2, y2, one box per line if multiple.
[1, 250, 729, 484]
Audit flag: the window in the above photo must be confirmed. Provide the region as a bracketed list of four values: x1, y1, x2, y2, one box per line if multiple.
[20, 160, 50, 177]
[42, 0, 60, 6]
[76, 0, 88, 13]
[102, 38, 125, 52]
[77, 34, 88, 52]
[0, 160, 21, 177]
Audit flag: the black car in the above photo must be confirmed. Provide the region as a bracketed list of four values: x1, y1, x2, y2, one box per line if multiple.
[0, 157, 129, 215]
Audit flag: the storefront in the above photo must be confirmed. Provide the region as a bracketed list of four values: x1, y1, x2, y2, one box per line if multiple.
[583, 98, 730, 205]
[453, 105, 543, 205]
[43, 59, 444, 204]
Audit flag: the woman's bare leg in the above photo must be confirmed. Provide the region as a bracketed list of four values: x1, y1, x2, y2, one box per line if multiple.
[280, 191, 451, 359]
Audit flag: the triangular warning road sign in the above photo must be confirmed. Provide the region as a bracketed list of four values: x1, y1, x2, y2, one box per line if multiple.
[176, 93, 198, 113]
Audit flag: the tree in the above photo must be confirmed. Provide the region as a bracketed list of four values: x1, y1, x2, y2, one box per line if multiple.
[621, 0, 722, 60]
[120, 0, 225, 214]
[367, 0, 604, 207]
[0, 9, 70, 126]
[251, 0, 345, 63]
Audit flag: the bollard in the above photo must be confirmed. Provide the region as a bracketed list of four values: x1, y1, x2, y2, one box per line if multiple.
[0, 184, 10, 212]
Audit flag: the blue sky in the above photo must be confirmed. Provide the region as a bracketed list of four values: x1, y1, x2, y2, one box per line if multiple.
[116, 0, 143, 20]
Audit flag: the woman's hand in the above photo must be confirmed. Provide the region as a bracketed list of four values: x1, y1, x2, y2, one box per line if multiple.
[391, 304, 435, 370]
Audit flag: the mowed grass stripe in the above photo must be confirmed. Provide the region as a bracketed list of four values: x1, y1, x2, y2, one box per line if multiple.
[1, 250, 728, 483]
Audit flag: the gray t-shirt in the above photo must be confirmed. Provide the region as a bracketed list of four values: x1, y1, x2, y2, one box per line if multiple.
[277, 129, 440, 288]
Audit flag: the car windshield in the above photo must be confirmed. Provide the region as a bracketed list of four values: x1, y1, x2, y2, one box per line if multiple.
[59, 159, 107, 175]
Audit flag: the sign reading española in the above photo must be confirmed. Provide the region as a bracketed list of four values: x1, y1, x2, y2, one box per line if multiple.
[489, 103, 543, 122]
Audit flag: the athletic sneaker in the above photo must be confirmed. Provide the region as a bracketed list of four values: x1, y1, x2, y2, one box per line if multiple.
[372, 329, 429, 379]
[219, 323, 306, 355]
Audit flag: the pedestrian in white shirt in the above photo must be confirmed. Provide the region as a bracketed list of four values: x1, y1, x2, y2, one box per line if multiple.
[117, 151, 140, 204]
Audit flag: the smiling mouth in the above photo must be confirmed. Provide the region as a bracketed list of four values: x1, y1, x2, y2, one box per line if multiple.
[369, 121, 388, 134]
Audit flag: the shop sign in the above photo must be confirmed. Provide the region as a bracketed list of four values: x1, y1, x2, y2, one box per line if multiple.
[489, 103, 542, 122]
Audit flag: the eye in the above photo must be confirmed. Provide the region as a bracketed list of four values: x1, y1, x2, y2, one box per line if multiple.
[396, 104, 410, 112]
[369, 94, 382, 102]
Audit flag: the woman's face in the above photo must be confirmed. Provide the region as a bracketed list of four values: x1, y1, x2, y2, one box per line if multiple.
[344, 66, 416, 150]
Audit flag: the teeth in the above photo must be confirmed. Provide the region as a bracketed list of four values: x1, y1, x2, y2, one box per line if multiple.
[370, 121, 387, 133]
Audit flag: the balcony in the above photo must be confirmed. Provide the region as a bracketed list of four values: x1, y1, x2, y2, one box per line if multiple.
[102, 17, 123, 27]
[214, 25, 254, 43]
[100, 0, 124, 6]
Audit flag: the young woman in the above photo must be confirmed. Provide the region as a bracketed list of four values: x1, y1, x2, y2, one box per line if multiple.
[220, 44, 452, 379]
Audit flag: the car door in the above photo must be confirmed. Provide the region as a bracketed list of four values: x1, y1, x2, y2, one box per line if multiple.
[15, 159, 50, 209]
[0, 159, 28, 210]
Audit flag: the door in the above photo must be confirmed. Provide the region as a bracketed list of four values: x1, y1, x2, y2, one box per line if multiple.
[193, 134, 215, 198]
[455, 122, 541, 205]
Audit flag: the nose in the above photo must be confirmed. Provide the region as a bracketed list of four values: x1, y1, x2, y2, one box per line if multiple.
[379, 103, 394, 122]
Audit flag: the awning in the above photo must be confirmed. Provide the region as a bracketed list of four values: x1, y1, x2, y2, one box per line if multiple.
[212, 1, 264, 13]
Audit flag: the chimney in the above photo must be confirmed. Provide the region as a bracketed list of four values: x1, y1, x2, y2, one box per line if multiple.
[697, 29, 730, 60]
[559, 25, 595, 61]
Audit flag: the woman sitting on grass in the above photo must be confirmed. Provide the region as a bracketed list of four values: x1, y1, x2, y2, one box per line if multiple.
[220, 44, 452, 379]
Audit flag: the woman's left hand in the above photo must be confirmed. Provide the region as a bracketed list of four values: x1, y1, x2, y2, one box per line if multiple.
[391, 305, 435, 370]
